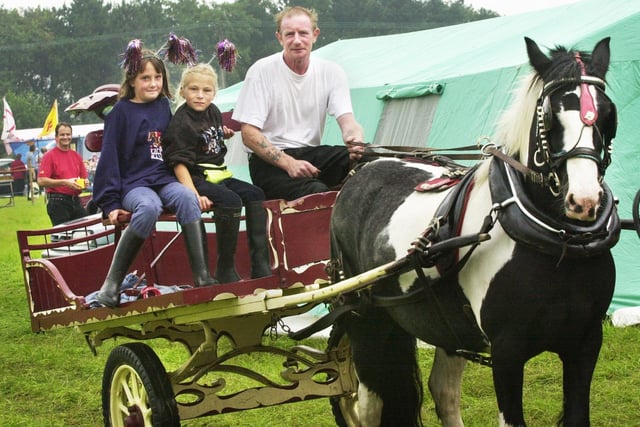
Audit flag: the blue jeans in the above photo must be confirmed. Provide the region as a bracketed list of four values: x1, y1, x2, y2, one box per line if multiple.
[122, 182, 201, 238]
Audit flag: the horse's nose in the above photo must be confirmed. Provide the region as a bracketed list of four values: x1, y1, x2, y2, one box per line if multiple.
[565, 190, 602, 221]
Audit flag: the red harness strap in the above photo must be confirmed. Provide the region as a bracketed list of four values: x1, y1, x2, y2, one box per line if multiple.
[575, 53, 598, 126]
[414, 176, 460, 192]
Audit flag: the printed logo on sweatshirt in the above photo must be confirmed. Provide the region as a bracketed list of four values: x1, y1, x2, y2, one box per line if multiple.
[201, 126, 225, 155]
[148, 131, 164, 161]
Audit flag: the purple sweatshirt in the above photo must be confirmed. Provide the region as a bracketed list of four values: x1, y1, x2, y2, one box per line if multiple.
[93, 97, 176, 216]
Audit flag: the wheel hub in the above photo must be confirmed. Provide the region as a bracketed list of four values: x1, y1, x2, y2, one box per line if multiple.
[124, 405, 144, 427]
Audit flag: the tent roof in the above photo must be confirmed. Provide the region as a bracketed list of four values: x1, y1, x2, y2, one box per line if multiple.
[313, 0, 639, 89]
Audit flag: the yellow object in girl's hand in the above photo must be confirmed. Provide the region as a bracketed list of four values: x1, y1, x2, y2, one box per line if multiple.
[75, 178, 86, 189]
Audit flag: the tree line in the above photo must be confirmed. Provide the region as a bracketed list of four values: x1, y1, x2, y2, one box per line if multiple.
[0, 0, 497, 131]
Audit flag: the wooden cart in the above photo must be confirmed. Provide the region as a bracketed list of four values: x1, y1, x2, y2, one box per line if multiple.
[18, 191, 363, 426]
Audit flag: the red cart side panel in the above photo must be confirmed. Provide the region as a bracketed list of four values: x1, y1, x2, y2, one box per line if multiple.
[18, 192, 338, 332]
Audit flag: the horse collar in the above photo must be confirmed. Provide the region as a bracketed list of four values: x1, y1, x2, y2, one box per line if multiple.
[489, 157, 621, 260]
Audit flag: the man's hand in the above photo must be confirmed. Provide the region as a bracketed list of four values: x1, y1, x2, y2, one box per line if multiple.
[345, 138, 365, 161]
[284, 157, 320, 178]
[66, 178, 85, 191]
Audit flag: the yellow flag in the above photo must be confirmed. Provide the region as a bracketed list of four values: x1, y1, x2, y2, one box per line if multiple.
[38, 100, 58, 138]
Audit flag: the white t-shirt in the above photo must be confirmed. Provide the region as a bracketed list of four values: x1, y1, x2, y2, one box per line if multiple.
[233, 52, 353, 150]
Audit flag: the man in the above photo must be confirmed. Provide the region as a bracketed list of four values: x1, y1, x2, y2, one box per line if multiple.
[25, 144, 36, 200]
[232, 6, 365, 201]
[38, 122, 88, 225]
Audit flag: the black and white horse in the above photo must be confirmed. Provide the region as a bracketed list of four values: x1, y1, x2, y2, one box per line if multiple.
[329, 37, 620, 426]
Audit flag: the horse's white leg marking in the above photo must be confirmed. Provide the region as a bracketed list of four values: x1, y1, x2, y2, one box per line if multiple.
[498, 412, 517, 427]
[358, 382, 383, 427]
[429, 347, 466, 427]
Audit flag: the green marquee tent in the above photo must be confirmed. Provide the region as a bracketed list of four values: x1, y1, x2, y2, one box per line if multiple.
[217, 0, 640, 313]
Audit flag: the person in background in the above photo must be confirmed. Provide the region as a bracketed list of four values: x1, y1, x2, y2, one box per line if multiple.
[37, 123, 88, 224]
[38, 147, 48, 202]
[92, 45, 218, 308]
[232, 5, 365, 201]
[25, 144, 37, 199]
[10, 154, 26, 197]
[163, 63, 271, 283]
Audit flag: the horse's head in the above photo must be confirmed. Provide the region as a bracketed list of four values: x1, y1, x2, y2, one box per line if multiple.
[524, 37, 617, 222]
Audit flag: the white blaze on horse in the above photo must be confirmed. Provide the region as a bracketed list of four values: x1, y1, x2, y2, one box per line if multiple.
[328, 37, 619, 427]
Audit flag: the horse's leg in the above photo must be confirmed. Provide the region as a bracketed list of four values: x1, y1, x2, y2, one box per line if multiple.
[491, 343, 527, 427]
[357, 381, 384, 427]
[558, 323, 603, 427]
[347, 309, 423, 427]
[428, 347, 466, 427]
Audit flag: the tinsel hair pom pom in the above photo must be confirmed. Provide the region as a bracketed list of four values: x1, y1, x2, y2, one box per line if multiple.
[120, 39, 144, 75]
[162, 32, 198, 66]
[217, 39, 238, 72]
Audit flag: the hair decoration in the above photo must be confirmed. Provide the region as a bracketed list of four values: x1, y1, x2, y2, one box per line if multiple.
[216, 39, 238, 72]
[161, 32, 199, 66]
[119, 39, 144, 75]
[120, 34, 236, 74]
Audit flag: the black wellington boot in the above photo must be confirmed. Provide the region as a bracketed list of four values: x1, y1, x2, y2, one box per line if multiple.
[213, 207, 241, 283]
[182, 220, 219, 287]
[244, 201, 272, 279]
[95, 228, 145, 308]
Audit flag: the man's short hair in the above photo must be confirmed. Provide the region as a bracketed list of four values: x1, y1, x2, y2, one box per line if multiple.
[275, 6, 318, 33]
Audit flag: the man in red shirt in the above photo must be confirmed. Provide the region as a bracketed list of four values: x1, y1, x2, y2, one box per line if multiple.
[38, 122, 89, 225]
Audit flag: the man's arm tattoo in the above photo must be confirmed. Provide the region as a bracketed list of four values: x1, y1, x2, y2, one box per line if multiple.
[259, 136, 282, 163]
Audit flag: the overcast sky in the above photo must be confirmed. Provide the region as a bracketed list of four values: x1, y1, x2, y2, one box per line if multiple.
[3, 0, 583, 17]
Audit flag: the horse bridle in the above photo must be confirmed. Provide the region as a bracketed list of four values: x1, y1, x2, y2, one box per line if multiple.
[533, 68, 616, 196]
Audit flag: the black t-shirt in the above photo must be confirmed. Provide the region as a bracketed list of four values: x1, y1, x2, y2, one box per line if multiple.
[163, 103, 228, 177]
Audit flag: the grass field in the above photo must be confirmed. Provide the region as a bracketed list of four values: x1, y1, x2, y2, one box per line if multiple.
[1, 195, 639, 426]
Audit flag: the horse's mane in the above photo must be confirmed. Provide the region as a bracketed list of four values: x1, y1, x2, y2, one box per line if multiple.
[475, 74, 542, 183]
[475, 44, 588, 183]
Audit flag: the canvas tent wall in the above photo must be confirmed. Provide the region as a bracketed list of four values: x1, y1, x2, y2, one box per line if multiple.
[216, 0, 640, 313]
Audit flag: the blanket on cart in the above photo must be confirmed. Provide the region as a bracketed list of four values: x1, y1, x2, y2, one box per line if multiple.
[85, 273, 191, 308]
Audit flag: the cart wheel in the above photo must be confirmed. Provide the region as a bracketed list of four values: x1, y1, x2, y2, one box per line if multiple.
[633, 188, 640, 239]
[102, 343, 179, 427]
[328, 325, 360, 427]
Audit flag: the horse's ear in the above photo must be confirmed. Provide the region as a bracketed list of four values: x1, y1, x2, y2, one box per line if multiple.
[525, 37, 552, 77]
[590, 37, 611, 78]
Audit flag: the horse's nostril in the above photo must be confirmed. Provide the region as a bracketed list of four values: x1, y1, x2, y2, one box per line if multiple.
[566, 194, 584, 213]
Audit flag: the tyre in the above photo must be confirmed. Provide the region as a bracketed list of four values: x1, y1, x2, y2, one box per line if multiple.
[633, 188, 640, 239]
[102, 342, 179, 427]
[328, 324, 360, 427]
